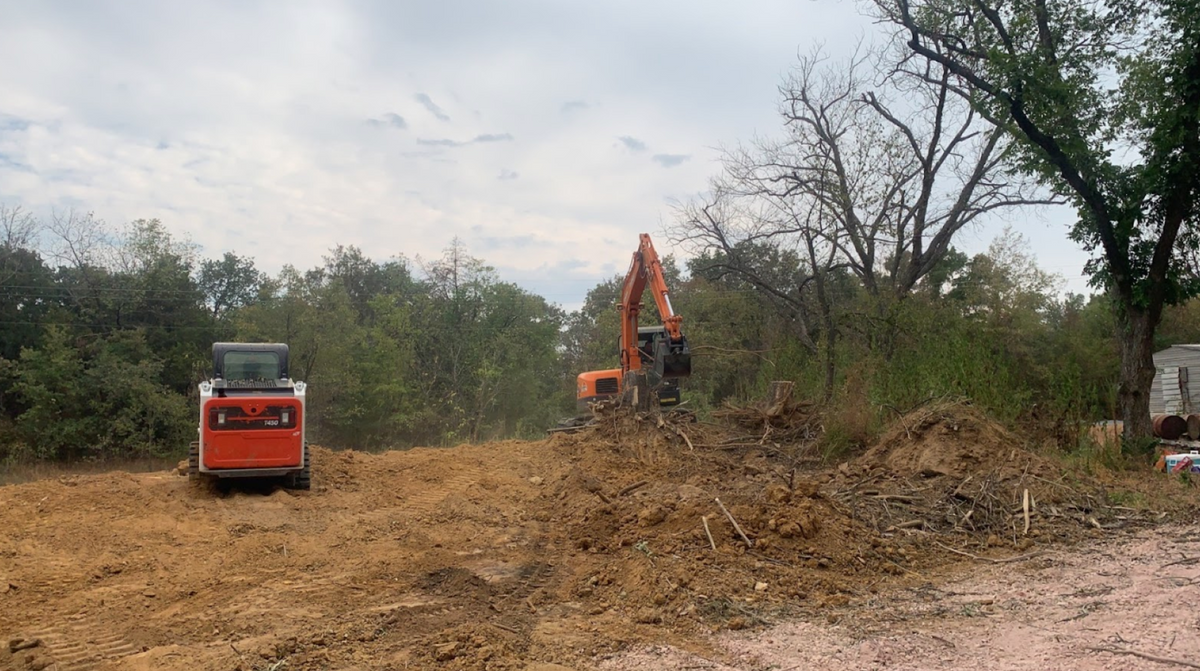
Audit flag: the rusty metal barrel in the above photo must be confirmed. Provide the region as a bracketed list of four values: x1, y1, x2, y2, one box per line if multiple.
[1188, 414, 1200, 441]
[1153, 414, 1188, 440]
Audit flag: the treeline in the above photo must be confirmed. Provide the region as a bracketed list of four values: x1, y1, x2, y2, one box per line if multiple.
[2, 206, 1200, 464]
[0, 210, 565, 461]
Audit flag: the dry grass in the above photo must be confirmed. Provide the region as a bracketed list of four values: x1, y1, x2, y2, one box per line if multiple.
[1040, 438, 1200, 520]
[0, 456, 180, 486]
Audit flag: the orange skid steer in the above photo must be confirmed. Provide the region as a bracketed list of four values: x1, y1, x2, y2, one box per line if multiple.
[188, 343, 310, 489]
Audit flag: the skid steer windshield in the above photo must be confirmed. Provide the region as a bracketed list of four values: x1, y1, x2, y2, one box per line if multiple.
[222, 351, 281, 381]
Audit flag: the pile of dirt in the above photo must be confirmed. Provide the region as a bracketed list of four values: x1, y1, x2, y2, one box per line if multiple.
[541, 415, 884, 628]
[858, 402, 1056, 480]
[831, 402, 1121, 542]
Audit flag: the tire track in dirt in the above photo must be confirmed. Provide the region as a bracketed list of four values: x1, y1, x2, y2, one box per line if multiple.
[400, 466, 489, 515]
[23, 612, 138, 671]
[12, 557, 90, 597]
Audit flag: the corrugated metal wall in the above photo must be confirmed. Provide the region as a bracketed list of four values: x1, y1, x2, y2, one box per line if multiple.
[1152, 346, 1200, 414]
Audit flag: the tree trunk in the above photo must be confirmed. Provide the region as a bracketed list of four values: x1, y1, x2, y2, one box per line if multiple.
[822, 314, 836, 402]
[764, 381, 795, 417]
[814, 270, 836, 402]
[1116, 307, 1157, 447]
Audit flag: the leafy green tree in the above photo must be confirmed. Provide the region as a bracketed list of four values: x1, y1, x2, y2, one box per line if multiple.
[873, 0, 1200, 442]
[198, 252, 264, 324]
[7, 327, 192, 461]
[0, 245, 55, 361]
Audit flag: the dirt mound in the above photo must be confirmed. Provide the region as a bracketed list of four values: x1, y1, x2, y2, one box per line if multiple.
[858, 402, 1054, 479]
[834, 402, 1115, 540]
[543, 417, 881, 625]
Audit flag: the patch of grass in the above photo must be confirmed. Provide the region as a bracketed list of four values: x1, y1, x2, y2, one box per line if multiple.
[1042, 439, 1200, 517]
[817, 366, 881, 464]
[1108, 489, 1148, 508]
[0, 456, 181, 487]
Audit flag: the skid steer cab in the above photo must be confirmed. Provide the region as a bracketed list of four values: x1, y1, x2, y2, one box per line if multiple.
[189, 343, 310, 490]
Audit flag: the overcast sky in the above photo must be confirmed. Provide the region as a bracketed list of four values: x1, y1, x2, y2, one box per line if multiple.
[0, 0, 1094, 310]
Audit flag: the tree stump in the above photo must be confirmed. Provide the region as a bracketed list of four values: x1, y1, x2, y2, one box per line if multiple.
[622, 371, 651, 412]
[764, 381, 794, 418]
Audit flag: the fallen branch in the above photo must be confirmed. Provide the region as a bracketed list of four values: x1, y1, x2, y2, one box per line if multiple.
[1023, 489, 1031, 536]
[882, 403, 913, 439]
[618, 480, 649, 497]
[933, 540, 1044, 564]
[702, 516, 717, 551]
[959, 509, 974, 530]
[1087, 646, 1200, 669]
[489, 620, 520, 635]
[885, 520, 926, 532]
[675, 427, 695, 451]
[546, 422, 593, 434]
[876, 494, 920, 503]
[714, 498, 753, 548]
[952, 475, 974, 500]
[1161, 556, 1200, 570]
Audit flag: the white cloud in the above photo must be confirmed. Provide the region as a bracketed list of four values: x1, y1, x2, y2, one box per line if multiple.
[0, 0, 1093, 310]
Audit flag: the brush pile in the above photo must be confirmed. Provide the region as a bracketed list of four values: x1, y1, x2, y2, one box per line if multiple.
[709, 381, 822, 447]
[827, 401, 1137, 545]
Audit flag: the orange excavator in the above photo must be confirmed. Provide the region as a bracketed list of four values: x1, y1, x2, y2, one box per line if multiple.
[575, 233, 692, 413]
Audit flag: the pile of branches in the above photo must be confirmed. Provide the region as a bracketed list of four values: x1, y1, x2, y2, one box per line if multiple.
[710, 381, 821, 445]
[827, 467, 1141, 544]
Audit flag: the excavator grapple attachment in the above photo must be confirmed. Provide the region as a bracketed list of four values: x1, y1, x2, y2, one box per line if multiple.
[655, 337, 692, 379]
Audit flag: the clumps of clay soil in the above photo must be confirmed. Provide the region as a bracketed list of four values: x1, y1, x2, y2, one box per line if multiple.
[1, 637, 53, 671]
[830, 401, 1119, 540]
[406, 623, 525, 671]
[536, 414, 901, 633]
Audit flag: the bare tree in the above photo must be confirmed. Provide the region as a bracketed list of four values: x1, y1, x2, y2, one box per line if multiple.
[672, 43, 1056, 390]
[44, 208, 113, 271]
[0, 204, 39, 250]
[676, 180, 846, 398]
[766, 47, 1052, 295]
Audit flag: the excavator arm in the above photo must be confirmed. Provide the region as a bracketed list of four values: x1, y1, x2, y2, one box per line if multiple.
[617, 234, 690, 379]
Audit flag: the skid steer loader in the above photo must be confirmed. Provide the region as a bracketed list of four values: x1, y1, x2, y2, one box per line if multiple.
[188, 342, 310, 489]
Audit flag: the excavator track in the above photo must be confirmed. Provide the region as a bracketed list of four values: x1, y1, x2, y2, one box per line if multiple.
[22, 613, 138, 671]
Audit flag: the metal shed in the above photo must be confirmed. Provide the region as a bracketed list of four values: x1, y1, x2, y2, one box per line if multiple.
[1151, 344, 1200, 415]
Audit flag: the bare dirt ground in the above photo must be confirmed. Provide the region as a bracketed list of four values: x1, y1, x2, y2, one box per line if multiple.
[602, 525, 1200, 670]
[0, 402, 1195, 671]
